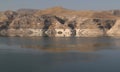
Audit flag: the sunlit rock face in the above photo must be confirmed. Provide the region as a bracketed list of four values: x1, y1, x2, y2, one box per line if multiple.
[0, 7, 119, 37]
[107, 20, 120, 37]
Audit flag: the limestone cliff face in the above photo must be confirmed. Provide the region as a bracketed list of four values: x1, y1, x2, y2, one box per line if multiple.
[0, 7, 119, 37]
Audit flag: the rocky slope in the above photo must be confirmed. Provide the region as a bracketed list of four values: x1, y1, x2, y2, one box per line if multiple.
[0, 7, 120, 37]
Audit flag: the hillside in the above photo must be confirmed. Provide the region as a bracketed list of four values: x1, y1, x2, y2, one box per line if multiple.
[0, 7, 120, 37]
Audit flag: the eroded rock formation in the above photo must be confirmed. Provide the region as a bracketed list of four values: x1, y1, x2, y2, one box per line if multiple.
[0, 7, 120, 37]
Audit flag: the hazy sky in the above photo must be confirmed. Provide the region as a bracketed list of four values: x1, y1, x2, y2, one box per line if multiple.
[0, 0, 120, 11]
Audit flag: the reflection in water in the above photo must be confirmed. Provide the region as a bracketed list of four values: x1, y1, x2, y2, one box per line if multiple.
[25, 37, 120, 52]
[0, 37, 102, 63]
[0, 37, 118, 52]
[21, 43, 112, 52]
[1, 37, 120, 72]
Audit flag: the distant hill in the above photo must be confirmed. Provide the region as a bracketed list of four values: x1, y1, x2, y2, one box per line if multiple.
[34, 7, 119, 19]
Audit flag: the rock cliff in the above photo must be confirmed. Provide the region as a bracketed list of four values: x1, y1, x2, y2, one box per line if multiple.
[0, 7, 120, 37]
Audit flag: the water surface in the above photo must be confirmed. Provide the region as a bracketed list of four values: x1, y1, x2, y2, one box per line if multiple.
[0, 37, 120, 72]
